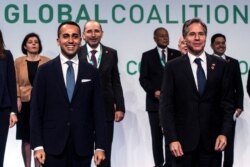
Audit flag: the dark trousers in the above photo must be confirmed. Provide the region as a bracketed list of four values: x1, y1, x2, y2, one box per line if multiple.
[43, 134, 92, 167]
[223, 121, 236, 167]
[98, 121, 114, 167]
[148, 111, 172, 167]
[173, 141, 222, 167]
[0, 108, 10, 167]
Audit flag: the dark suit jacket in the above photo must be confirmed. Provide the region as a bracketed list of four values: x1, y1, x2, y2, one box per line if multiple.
[224, 56, 244, 110]
[30, 56, 106, 156]
[0, 50, 17, 113]
[139, 47, 181, 111]
[159, 54, 234, 152]
[78, 44, 125, 121]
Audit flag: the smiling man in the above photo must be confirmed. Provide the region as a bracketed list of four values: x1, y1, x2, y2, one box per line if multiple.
[211, 33, 244, 167]
[78, 20, 125, 167]
[30, 21, 106, 167]
[159, 18, 234, 167]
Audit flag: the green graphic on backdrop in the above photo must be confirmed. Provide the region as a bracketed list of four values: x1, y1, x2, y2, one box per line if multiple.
[126, 60, 249, 75]
[4, 4, 249, 24]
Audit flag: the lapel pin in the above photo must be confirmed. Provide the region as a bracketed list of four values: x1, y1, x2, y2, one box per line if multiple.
[211, 63, 216, 70]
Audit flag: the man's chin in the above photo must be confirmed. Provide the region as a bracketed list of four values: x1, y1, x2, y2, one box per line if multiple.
[62, 51, 77, 59]
[88, 42, 99, 49]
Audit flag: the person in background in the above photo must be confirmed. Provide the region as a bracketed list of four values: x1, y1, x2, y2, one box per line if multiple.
[30, 21, 106, 167]
[139, 27, 181, 167]
[78, 20, 125, 167]
[0, 29, 18, 167]
[178, 36, 188, 55]
[210, 33, 243, 167]
[15, 32, 50, 167]
[159, 18, 234, 167]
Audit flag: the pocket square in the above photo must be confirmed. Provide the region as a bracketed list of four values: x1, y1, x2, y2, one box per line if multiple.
[81, 79, 91, 83]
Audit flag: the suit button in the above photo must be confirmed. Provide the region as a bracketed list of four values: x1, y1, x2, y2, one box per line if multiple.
[67, 122, 70, 126]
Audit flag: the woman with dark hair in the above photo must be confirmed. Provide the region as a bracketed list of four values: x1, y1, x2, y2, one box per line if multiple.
[0, 29, 18, 167]
[15, 32, 50, 167]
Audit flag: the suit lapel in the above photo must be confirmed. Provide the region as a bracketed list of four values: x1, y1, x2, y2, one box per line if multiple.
[203, 54, 216, 97]
[152, 48, 164, 70]
[98, 45, 108, 71]
[53, 56, 69, 102]
[72, 60, 83, 98]
[79, 45, 88, 63]
[182, 56, 198, 94]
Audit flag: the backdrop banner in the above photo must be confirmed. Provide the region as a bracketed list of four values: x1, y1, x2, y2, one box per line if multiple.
[1, 1, 249, 167]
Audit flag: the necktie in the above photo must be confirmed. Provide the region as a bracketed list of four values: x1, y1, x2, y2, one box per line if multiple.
[194, 58, 206, 95]
[90, 50, 97, 67]
[162, 49, 166, 63]
[66, 61, 75, 101]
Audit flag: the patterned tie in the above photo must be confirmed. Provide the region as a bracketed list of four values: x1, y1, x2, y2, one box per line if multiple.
[194, 58, 206, 95]
[162, 49, 166, 63]
[90, 50, 97, 67]
[66, 61, 75, 101]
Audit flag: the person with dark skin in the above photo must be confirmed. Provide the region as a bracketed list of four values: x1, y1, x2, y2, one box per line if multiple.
[211, 33, 243, 167]
[139, 27, 181, 167]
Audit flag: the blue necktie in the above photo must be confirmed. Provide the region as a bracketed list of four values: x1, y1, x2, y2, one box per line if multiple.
[194, 58, 206, 95]
[66, 61, 75, 101]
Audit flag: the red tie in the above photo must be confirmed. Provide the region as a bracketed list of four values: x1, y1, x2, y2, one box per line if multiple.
[90, 50, 97, 67]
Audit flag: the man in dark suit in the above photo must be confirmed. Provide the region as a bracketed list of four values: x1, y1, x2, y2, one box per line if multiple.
[211, 33, 244, 167]
[30, 21, 106, 167]
[78, 20, 125, 167]
[159, 18, 234, 167]
[139, 27, 181, 167]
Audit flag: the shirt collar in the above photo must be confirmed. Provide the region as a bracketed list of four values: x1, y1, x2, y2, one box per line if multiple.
[213, 53, 226, 60]
[188, 51, 206, 64]
[60, 53, 79, 65]
[157, 46, 168, 53]
[86, 44, 101, 53]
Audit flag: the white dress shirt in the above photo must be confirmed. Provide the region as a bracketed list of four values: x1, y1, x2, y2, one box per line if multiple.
[60, 53, 79, 85]
[86, 44, 101, 68]
[188, 52, 207, 90]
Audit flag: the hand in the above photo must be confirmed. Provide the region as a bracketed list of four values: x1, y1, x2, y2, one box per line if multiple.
[154, 90, 161, 100]
[9, 114, 18, 128]
[34, 149, 46, 165]
[94, 150, 105, 166]
[169, 141, 184, 157]
[235, 108, 243, 118]
[214, 135, 227, 151]
[114, 111, 124, 122]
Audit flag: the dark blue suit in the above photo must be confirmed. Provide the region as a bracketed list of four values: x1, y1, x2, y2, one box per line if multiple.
[159, 54, 234, 167]
[30, 56, 106, 166]
[0, 50, 17, 167]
